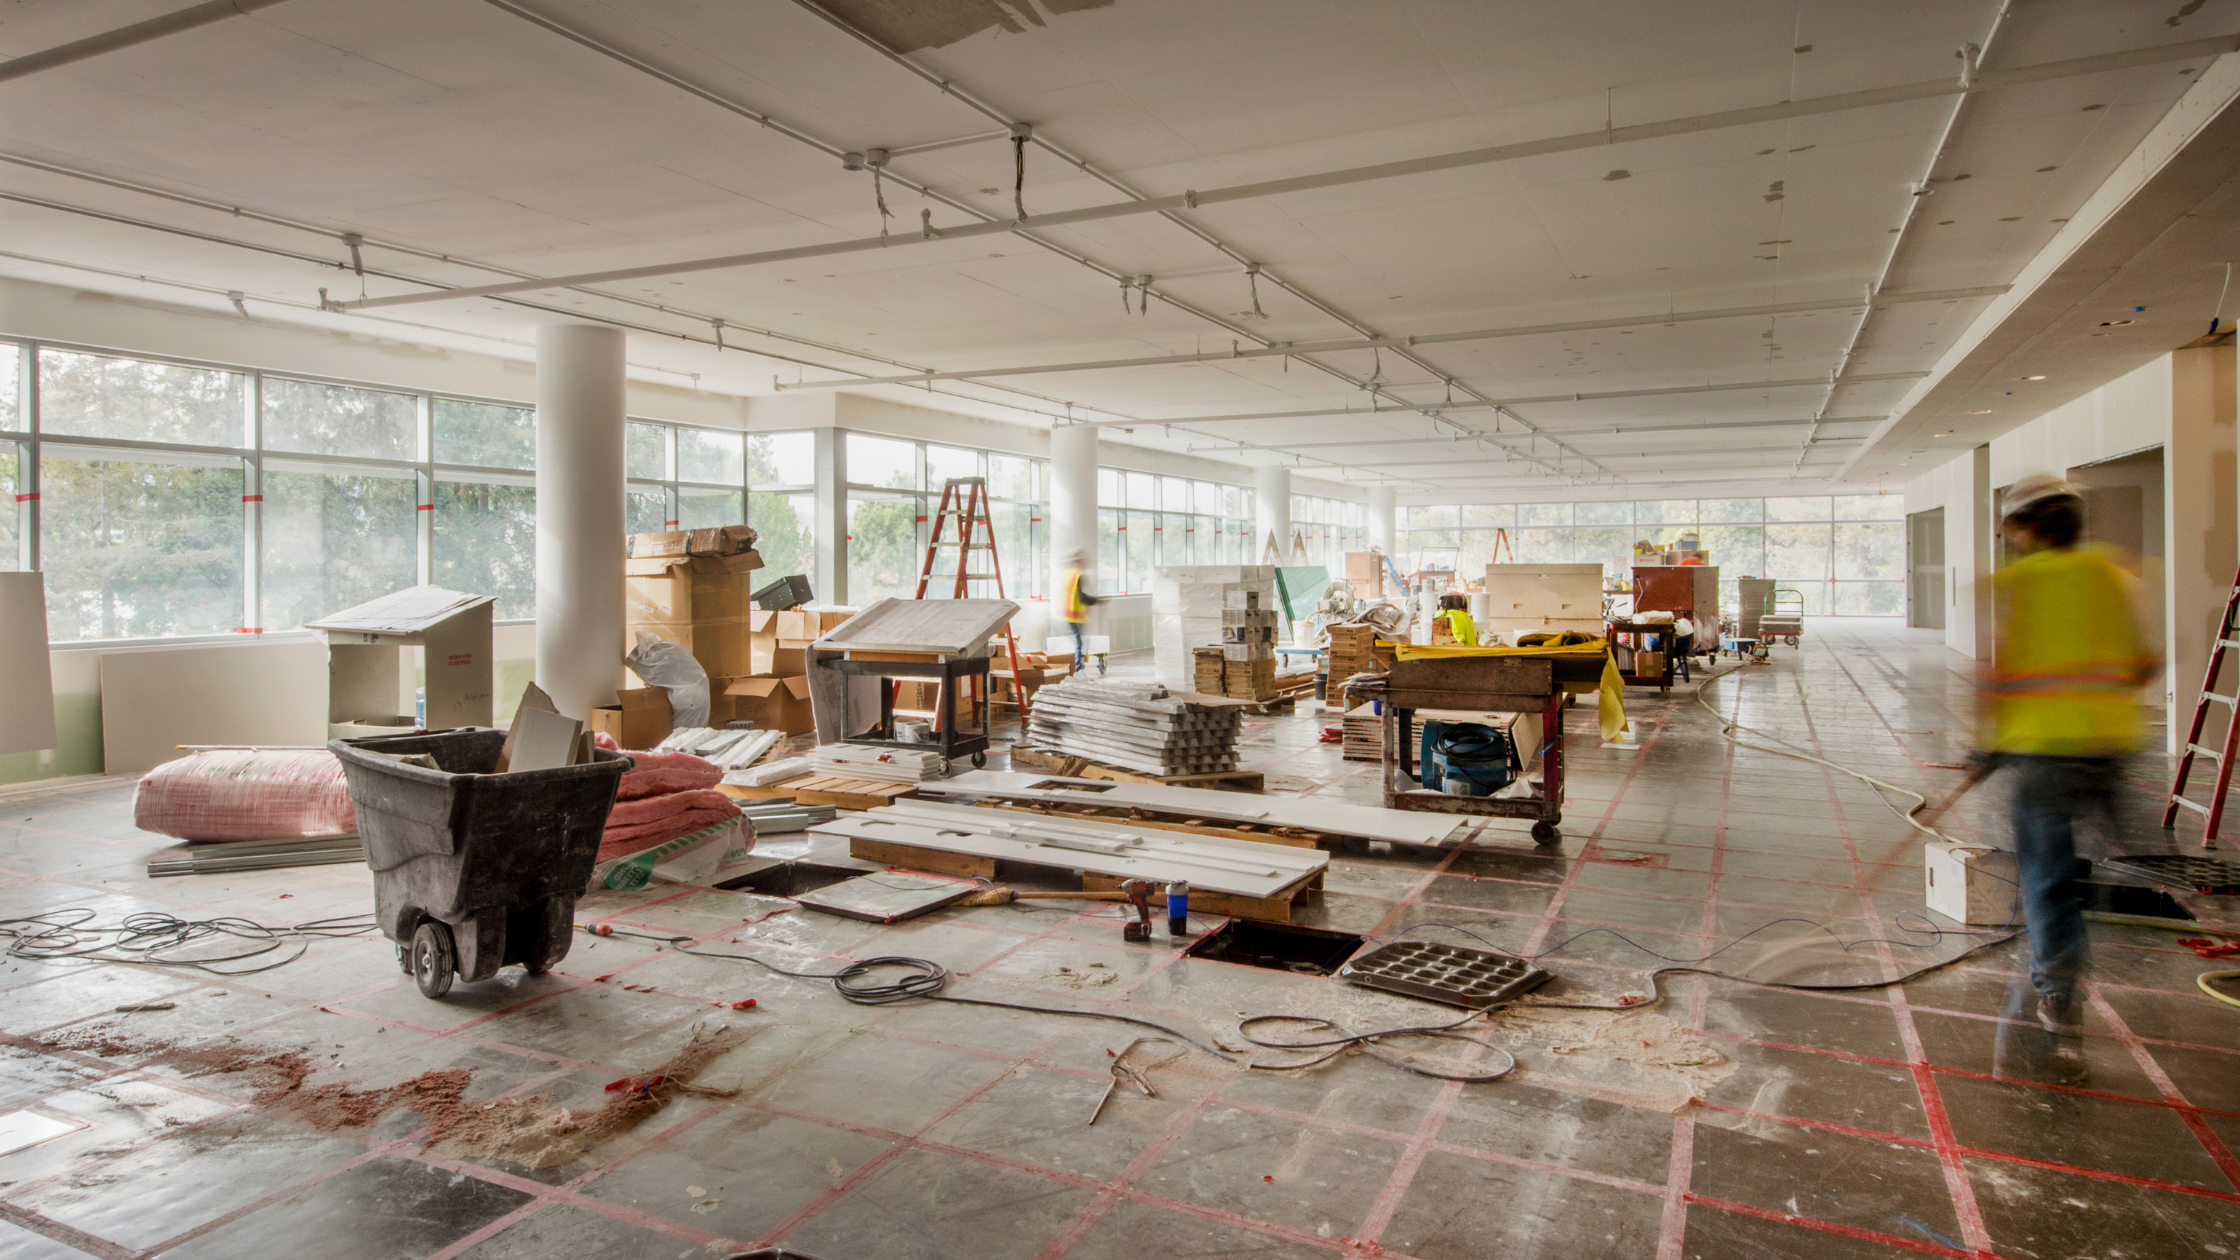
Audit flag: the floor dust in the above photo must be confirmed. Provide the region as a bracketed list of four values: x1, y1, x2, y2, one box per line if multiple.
[1494, 1006, 1736, 1114]
[426, 1021, 752, 1170]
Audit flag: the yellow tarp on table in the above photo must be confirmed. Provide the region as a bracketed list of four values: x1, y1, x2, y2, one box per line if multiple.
[1384, 642, 1629, 742]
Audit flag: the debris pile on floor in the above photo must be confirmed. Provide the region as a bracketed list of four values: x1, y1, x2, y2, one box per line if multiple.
[1022, 676, 1244, 775]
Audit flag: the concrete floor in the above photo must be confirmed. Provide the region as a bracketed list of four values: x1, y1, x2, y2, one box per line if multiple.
[3, 623, 2238, 1260]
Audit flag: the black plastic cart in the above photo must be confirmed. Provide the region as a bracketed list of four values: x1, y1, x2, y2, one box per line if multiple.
[330, 728, 630, 997]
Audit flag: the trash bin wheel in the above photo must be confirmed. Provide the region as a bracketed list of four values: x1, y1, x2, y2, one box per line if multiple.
[1530, 820, 1561, 845]
[970, 751, 987, 769]
[410, 920, 456, 999]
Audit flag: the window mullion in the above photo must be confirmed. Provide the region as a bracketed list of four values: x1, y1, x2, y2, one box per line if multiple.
[18, 340, 37, 573]
[416, 392, 434, 586]
[242, 369, 262, 632]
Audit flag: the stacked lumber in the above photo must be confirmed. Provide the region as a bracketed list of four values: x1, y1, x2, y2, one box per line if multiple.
[1325, 623, 1394, 711]
[1023, 677, 1243, 775]
[806, 743, 948, 784]
[1342, 712, 1427, 763]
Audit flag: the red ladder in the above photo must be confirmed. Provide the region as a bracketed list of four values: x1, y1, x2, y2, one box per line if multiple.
[2164, 564, 2240, 847]
[914, 476, 1030, 721]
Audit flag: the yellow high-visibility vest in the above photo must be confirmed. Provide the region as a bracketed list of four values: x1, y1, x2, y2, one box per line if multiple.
[1987, 547, 2153, 756]
[1061, 568, 1089, 623]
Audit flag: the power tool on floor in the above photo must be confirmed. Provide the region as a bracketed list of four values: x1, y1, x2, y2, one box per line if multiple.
[1120, 878, 1156, 942]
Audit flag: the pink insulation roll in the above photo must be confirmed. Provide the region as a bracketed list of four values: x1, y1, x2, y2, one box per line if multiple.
[132, 749, 358, 842]
[591, 732, 724, 800]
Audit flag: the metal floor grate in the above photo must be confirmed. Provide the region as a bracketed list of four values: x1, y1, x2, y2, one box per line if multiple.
[1338, 940, 1549, 1009]
[2100, 854, 2240, 897]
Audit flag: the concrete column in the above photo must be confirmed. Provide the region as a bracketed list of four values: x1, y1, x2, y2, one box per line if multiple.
[1049, 423, 1098, 599]
[534, 324, 627, 721]
[1255, 465, 1291, 565]
[1368, 486, 1397, 556]
[2169, 344, 2238, 752]
[814, 427, 846, 604]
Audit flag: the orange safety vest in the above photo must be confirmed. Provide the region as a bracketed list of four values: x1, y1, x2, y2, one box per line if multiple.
[1986, 547, 2154, 756]
[1061, 568, 1089, 624]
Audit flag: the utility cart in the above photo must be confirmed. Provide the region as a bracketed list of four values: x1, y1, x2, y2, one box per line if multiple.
[330, 728, 629, 998]
[803, 596, 1021, 771]
[1760, 587, 1805, 648]
[1356, 653, 1596, 845]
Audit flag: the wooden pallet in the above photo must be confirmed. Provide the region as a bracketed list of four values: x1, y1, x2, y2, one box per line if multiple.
[845, 833, 1320, 922]
[1008, 744, 1264, 791]
[719, 776, 919, 811]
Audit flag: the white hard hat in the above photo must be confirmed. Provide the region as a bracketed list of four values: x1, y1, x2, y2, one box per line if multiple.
[2002, 472, 2082, 519]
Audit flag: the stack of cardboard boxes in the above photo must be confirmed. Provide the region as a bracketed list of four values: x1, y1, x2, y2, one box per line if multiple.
[1324, 623, 1392, 702]
[1191, 647, 1226, 696]
[1219, 590, 1280, 701]
[621, 527, 837, 737]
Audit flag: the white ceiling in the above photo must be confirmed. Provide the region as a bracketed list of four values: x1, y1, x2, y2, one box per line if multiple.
[1, 0, 2234, 499]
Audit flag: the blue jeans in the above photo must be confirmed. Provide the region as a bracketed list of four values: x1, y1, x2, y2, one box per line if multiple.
[1068, 621, 1086, 671]
[2008, 754, 2117, 1002]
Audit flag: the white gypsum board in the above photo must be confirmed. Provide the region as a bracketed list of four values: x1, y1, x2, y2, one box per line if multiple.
[923, 770, 1469, 847]
[811, 596, 1019, 655]
[807, 803, 1324, 898]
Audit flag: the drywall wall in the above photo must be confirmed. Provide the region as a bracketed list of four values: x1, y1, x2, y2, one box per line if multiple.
[98, 640, 329, 775]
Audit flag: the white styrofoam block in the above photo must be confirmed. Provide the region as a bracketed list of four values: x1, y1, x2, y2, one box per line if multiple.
[1924, 841, 2020, 927]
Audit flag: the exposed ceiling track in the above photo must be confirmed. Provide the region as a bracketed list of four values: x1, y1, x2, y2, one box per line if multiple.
[1092, 373, 1928, 428]
[473, 0, 1591, 479]
[1372, 470, 1843, 491]
[772, 289, 2005, 390]
[1185, 416, 1885, 454]
[336, 33, 2240, 313]
[0, 0, 291, 84]
[1342, 438, 1865, 468]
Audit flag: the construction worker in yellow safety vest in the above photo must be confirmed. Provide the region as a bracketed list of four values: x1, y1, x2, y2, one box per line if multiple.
[1977, 473, 2159, 1042]
[1059, 549, 1100, 672]
[1434, 593, 1476, 645]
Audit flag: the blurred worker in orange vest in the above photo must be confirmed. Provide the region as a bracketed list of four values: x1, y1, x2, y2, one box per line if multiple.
[1059, 549, 1100, 672]
[1979, 473, 2159, 1037]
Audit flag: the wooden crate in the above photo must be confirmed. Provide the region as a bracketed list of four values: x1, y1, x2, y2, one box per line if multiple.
[718, 777, 919, 811]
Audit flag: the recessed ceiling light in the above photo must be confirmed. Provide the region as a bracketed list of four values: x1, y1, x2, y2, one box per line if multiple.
[2099, 319, 2134, 327]
[2022, 374, 2046, 380]
[1968, 409, 1993, 414]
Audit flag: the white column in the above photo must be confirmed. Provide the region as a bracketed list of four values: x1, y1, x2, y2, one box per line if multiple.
[2170, 344, 2238, 753]
[814, 427, 846, 604]
[1049, 423, 1098, 600]
[1368, 486, 1396, 556]
[534, 324, 627, 721]
[1255, 465, 1291, 565]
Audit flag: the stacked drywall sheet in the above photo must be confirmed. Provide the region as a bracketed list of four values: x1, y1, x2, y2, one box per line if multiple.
[808, 743, 948, 783]
[922, 770, 1469, 846]
[807, 798, 1327, 899]
[1151, 565, 1277, 688]
[1023, 677, 1244, 775]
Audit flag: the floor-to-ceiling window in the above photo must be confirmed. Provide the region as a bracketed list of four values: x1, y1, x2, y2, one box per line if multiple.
[1397, 494, 1904, 615]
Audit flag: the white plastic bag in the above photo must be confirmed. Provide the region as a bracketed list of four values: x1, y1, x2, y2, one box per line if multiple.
[627, 630, 711, 728]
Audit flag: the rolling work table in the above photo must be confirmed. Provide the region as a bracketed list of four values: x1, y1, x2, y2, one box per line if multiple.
[1351, 646, 1616, 845]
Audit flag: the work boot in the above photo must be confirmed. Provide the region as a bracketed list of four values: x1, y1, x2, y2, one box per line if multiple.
[2037, 993, 2083, 1037]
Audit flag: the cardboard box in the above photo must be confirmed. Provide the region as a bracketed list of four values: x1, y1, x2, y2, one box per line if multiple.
[589, 687, 672, 751]
[1636, 650, 1666, 676]
[625, 559, 694, 625]
[724, 676, 815, 734]
[688, 524, 758, 557]
[630, 530, 691, 560]
[1925, 840, 2019, 926]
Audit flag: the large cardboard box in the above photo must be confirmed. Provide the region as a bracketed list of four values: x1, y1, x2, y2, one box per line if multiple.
[724, 676, 815, 734]
[589, 687, 672, 750]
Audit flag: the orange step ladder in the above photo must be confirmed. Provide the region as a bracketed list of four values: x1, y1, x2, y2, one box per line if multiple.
[914, 476, 1030, 721]
[2164, 563, 2240, 847]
